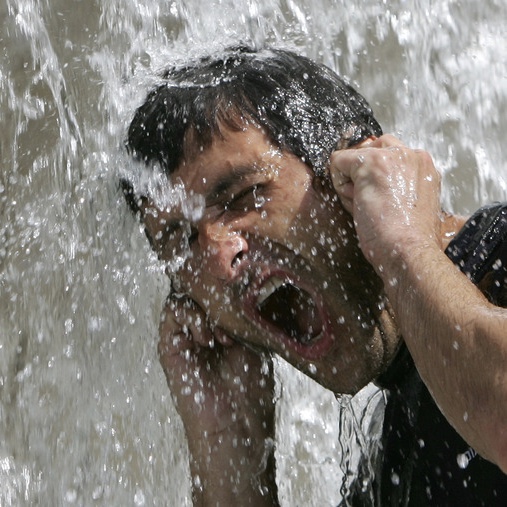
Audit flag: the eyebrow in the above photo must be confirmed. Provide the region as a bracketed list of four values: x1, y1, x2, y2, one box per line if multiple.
[205, 164, 261, 206]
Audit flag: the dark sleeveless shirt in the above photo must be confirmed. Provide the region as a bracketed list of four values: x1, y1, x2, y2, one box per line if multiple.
[343, 203, 507, 506]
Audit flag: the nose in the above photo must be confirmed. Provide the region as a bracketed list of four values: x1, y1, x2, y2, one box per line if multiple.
[198, 222, 249, 280]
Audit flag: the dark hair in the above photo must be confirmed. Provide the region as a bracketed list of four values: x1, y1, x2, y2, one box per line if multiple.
[123, 45, 382, 213]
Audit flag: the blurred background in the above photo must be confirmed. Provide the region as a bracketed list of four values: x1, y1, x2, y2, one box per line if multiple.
[1, 0, 506, 504]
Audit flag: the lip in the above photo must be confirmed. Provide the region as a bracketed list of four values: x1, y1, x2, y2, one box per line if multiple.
[241, 265, 334, 360]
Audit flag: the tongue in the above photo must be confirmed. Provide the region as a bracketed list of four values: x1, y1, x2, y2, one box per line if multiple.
[257, 283, 322, 344]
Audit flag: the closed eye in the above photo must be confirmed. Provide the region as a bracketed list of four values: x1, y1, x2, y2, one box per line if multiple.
[160, 221, 198, 255]
[225, 184, 266, 213]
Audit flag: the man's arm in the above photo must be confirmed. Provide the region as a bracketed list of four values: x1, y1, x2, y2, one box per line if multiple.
[158, 297, 279, 506]
[330, 135, 507, 473]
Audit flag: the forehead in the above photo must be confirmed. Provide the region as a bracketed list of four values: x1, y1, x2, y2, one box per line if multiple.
[172, 125, 283, 194]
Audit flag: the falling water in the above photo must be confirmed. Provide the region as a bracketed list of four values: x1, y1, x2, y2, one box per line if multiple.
[1, 0, 507, 505]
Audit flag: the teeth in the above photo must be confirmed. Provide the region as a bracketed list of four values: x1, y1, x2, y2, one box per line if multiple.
[256, 276, 285, 306]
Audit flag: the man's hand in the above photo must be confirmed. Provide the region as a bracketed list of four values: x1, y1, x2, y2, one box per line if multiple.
[330, 135, 507, 472]
[330, 134, 443, 276]
[158, 296, 278, 506]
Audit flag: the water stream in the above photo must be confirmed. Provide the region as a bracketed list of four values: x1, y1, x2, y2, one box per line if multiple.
[1, 1, 507, 505]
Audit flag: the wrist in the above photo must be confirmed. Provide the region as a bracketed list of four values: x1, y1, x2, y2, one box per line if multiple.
[188, 423, 278, 506]
[377, 238, 443, 302]
[186, 422, 275, 451]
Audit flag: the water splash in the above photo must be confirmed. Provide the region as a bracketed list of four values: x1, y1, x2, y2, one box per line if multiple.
[1, 0, 507, 505]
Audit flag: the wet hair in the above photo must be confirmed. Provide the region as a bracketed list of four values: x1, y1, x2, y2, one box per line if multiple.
[123, 45, 382, 213]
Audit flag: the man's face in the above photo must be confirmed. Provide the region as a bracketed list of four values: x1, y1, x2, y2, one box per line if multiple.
[142, 125, 396, 394]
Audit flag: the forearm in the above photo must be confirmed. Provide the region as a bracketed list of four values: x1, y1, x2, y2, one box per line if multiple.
[330, 136, 507, 470]
[187, 416, 279, 506]
[158, 298, 279, 504]
[383, 243, 507, 471]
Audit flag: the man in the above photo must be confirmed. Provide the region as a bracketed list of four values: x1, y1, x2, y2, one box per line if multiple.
[121, 45, 507, 505]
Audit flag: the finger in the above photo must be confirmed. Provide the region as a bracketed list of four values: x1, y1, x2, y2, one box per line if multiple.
[329, 151, 362, 212]
[158, 329, 193, 366]
[336, 134, 404, 158]
[213, 326, 235, 347]
[367, 134, 406, 149]
[329, 149, 365, 185]
[159, 296, 213, 353]
[335, 186, 354, 215]
[329, 152, 351, 183]
[349, 136, 376, 149]
[331, 134, 407, 182]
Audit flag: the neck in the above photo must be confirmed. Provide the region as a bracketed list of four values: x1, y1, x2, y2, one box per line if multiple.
[377, 297, 403, 371]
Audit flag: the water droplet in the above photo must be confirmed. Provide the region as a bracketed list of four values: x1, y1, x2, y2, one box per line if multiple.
[134, 488, 146, 506]
[457, 453, 469, 469]
[92, 486, 103, 500]
[388, 277, 398, 287]
[64, 318, 73, 333]
[65, 489, 77, 503]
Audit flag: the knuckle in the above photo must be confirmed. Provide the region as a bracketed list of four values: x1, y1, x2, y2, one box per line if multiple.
[378, 133, 401, 147]
[414, 148, 433, 164]
[380, 133, 395, 143]
[386, 145, 404, 158]
[413, 149, 440, 178]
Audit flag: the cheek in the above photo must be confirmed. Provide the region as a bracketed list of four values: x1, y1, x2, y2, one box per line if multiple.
[288, 212, 345, 262]
[253, 211, 289, 239]
[174, 259, 227, 308]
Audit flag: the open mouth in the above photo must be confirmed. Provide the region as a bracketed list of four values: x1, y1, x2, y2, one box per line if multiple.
[256, 276, 323, 345]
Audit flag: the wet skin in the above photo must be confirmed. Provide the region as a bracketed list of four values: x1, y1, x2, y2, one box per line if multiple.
[142, 124, 400, 395]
